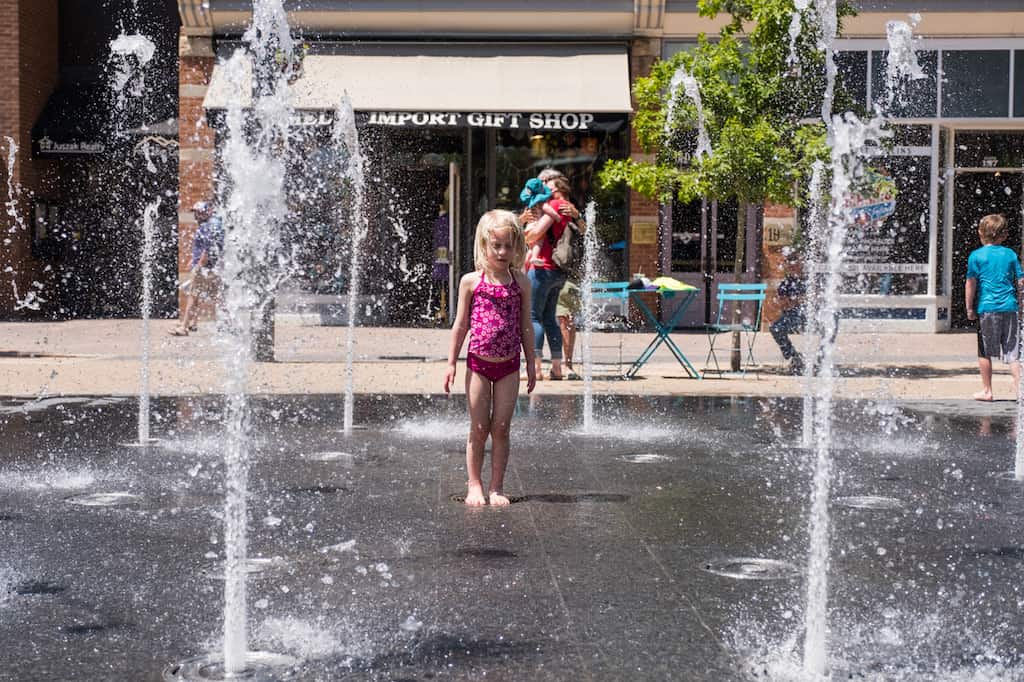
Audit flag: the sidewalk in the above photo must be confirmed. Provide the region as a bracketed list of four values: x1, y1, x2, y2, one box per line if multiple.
[0, 318, 1007, 402]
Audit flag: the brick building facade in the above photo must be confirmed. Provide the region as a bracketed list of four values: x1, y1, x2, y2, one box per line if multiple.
[4, 1, 1024, 335]
[0, 0, 58, 314]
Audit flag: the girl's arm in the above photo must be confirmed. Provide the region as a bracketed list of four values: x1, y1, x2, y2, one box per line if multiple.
[543, 199, 585, 232]
[516, 271, 537, 394]
[524, 212, 555, 248]
[444, 273, 476, 393]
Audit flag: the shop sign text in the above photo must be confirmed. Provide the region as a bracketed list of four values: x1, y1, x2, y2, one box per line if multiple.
[365, 111, 597, 131]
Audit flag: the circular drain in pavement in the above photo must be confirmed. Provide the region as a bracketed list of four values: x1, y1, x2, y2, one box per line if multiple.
[65, 492, 142, 507]
[284, 485, 347, 495]
[14, 579, 66, 595]
[455, 547, 518, 559]
[619, 453, 674, 463]
[835, 495, 903, 510]
[201, 556, 287, 581]
[119, 438, 161, 448]
[529, 493, 629, 504]
[306, 451, 355, 462]
[703, 558, 800, 580]
[449, 493, 526, 504]
[162, 651, 299, 681]
[973, 546, 1024, 560]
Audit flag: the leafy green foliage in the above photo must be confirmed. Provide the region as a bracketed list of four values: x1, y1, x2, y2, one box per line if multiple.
[600, 0, 855, 206]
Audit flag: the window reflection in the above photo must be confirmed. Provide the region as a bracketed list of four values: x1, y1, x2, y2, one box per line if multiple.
[941, 50, 1010, 118]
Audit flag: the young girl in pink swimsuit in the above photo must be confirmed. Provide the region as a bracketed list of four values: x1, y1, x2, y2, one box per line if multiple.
[444, 210, 536, 506]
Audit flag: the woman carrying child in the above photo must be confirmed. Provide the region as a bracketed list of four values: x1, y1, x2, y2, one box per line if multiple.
[520, 174, 582, 380]
[444, 210, 536, 506]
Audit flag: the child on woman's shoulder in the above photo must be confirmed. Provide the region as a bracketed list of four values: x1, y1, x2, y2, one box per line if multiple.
[444, 210, 536, 506]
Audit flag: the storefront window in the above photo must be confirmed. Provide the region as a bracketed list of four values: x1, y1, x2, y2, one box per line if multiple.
[669, 198, 739, 275]
[836, 50, 868, 110]
[1015, 51, 1024, 118]
[670, 199, 703, 273]
[941, 50, 1010, 118]
[713, 201, 739, 273]
[870, 50, 937, 118]
[841, 152, 932, 300]
[954, 130, 1024, 168]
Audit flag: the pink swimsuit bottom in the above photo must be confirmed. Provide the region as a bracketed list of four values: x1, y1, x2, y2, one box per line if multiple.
[467, 353, 520, 383]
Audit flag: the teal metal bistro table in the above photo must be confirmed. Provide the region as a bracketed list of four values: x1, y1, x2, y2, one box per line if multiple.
[590, 283, 700, 379]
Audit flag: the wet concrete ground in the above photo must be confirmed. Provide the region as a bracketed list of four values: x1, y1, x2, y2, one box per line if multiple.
[1, 394, 1023, 681]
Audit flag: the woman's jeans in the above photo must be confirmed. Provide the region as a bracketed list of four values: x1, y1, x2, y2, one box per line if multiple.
[528, 268, 567, 359]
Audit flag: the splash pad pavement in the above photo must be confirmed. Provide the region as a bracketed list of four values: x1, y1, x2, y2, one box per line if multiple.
[1, 391, 1023, 680]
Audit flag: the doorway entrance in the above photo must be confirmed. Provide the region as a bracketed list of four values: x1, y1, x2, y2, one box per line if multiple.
[665, 198, 741, 328]
[949, 170, 1024, 328]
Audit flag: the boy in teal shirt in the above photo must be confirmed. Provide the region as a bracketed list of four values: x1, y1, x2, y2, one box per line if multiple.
[965, 213, 1024, 401]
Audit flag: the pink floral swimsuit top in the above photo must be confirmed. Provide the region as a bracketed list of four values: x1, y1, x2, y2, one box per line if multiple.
[468, 270, 522, 359]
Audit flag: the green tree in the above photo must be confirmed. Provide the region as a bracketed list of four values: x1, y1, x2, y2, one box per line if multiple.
[600, 0, 856, 368]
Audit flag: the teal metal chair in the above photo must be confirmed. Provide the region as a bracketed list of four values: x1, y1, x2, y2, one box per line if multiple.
[702, 282, 767, 377]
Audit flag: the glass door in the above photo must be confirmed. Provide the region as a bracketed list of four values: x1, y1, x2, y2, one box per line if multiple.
[445, 161, 460, 324]
[664, 198, 739, 328]
[950, 169, 1024, 328]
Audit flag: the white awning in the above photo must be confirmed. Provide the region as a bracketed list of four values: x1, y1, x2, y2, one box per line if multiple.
[203, 49, 632, 114]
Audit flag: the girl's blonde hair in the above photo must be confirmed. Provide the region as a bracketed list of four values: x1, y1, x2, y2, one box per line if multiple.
[473, 209, 527, 271]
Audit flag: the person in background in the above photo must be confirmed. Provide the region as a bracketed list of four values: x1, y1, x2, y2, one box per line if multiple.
[769, 247, 809, 375]
[432, 189, 451, 325]
[170, 200, 223, 336]
[556, 279, 581, 379]
[521, 177, 571, 380]
[965, 213, 1024, 401]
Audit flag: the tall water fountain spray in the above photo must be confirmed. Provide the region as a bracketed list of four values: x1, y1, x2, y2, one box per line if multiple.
[109, 28, 159, 446]
[136, 198, 160, 445]
[800, 160, 827, 449]
[1017, 382, 1024, 480]
[666, 65, 711, 161]
[803, 112, 888, 678]
[884, 15, 925, 108]
[800, 1, 913, 674]
[336, 96, 368, 435]
[579, 201, 599, 432]
[2, 137, 44, 312]
[215, 0, 297, 672]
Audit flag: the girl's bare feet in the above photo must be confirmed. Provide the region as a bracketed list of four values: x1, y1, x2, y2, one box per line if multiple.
[465, 482, 486, 506]
[489, 490, 510, 506]
[972, 390, 994, 402]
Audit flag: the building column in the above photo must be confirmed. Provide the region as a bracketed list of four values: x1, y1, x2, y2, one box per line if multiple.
[177, 35, 216, 318]
[761, 201, 798, 325]
[627, 37, 662, 281]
